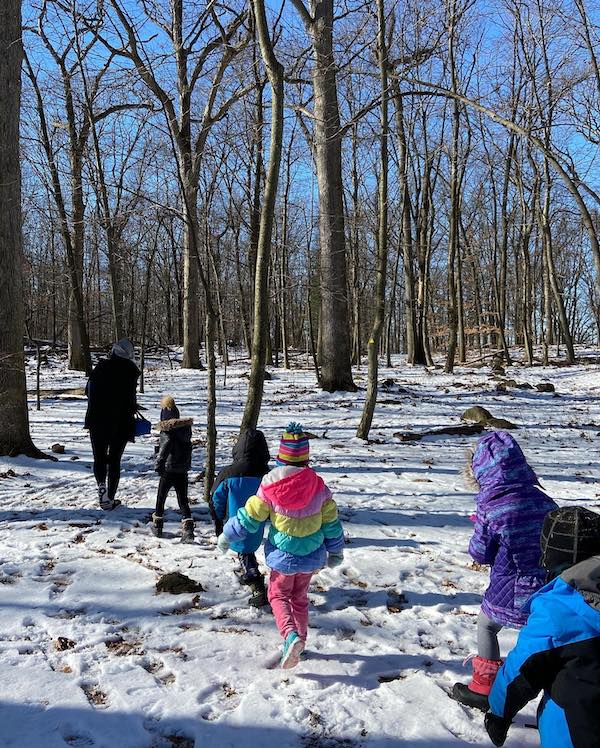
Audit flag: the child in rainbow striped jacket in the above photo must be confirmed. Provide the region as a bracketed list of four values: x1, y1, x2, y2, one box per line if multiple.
[218, 422, 345, 668]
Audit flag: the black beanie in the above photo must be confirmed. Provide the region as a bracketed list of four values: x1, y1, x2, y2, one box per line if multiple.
[540, 506, 600, 579]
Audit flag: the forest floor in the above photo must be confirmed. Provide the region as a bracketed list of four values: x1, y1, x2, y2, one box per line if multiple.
[1, 350, 599, 747]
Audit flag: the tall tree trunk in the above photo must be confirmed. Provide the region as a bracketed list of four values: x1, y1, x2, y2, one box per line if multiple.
[249, 73, 265, 331]
[234, 226, 251, 354]
[292, 0, 355, 392]
[349, 124, 361, 366]
[241, 0, 284, 430]
[386, 233, 403, 366]
[541, 161, 575, 363]
[279, 127, 294, 369]
[497, 133, 516, 364]
[68, 153, 87, 370]
[0, 0, 38, 457]
[357, 0, 389, 439]
[139, 227, 160, 394]
[24, 55, 92, 375]
[456, 239, 466, 362]
[445, 109, 460, 371]
[204, 311, 217, 503]
[181, 185, 201, 367]
[88, 117, 125, 340]
[393, 83, 426, 365]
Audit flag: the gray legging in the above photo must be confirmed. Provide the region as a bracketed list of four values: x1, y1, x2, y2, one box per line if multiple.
[478, 610, 503, 661]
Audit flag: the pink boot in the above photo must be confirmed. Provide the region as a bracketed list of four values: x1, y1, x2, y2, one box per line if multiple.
[452, 656, 502, 711]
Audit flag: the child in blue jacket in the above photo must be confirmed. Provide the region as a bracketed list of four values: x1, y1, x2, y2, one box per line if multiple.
[485, 506, 600, 747]
[211, 429, 270, 607]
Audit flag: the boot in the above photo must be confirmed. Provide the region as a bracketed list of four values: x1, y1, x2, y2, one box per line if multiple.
[239, 570, 260, 586]
[247, 576, 269, 608]
[150, 514, 163, 538]
[180, 518, 195, 544]
[452, 656, 502, 711]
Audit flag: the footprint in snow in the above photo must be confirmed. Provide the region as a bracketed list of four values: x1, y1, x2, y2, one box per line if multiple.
[141, 659, 177, 687]
[62, 732, 95, 747]
[80, 682, 108, 709]
[49, 569, 76, 598]
[197, 681, 241, 720]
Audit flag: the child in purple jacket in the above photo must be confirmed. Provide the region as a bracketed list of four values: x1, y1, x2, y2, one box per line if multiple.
[452, 431, 557, 710]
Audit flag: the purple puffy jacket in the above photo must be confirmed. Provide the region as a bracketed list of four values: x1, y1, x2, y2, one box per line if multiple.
[469, 431, 558, 627]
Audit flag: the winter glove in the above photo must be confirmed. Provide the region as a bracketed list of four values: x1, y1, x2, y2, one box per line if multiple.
[214, 519, 224, 537]
[484, 713, 510, 747]
[327, 553, 344, 569]
[217, 534, 230, 554]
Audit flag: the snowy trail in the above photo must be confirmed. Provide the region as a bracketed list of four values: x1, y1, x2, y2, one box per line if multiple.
[1, 354, 599, 747]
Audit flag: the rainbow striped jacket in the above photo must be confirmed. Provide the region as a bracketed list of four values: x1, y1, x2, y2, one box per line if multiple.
[223, 465, 344, 574]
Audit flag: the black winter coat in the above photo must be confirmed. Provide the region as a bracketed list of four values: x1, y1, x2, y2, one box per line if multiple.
[156, 418, 193, 474]
[84, 354, 139, 441]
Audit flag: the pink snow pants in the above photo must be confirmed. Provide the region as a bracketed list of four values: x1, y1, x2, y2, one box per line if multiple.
[268, 570, 313, 642]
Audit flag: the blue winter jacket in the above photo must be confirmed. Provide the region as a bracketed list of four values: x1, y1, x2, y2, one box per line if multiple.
[488, 555, 600, 747]
[213, 476, 263, 553]
[211, 429, 270, 554]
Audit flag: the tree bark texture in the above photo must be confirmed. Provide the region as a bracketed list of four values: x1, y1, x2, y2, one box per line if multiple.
[294, 0, 355, 392]
[0, 0, 36, 456]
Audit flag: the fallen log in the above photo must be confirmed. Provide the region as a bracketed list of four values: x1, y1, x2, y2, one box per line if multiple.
[394, 423, 486, 442]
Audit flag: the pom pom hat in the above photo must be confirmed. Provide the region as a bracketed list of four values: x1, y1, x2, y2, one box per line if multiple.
[277, 422, 310, 466]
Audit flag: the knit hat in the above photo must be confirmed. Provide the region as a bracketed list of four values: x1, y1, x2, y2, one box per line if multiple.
[540, 506, 600, 579]
[276, 422, 310, 466]
[112, 339, 135, 362]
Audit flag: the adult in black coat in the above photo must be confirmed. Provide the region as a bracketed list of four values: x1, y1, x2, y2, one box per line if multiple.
[84, 339, 139, 509]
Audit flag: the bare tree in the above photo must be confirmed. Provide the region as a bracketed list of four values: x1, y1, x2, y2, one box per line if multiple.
[0, 0, 41, 457]
[357, 0, 390, 439]
[241, 0, 284, 430]
[290, 0, 356, 392]
[98, 0, 249, 368]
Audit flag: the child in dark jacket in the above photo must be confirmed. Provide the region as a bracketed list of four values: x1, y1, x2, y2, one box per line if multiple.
[218, 422, 344, 669]
[152, 395, 194, 543]
[211, 429, 271, 607]
[453, 431, 557, 710]
[485, 506, 600, 747]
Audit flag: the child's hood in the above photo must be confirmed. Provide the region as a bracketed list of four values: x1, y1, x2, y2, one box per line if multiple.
[232, 429, 270, 471]
[561, 555, 600, 617]
[158, 417, 193, 438]
[260, 465, 325, 511]
[472, 431, 537, 490]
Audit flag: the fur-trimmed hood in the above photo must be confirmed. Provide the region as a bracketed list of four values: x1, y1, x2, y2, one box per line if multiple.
[157, 417, 193, 432]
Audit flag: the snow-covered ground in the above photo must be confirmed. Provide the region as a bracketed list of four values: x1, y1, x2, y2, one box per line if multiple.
[1, 351, 599, 748]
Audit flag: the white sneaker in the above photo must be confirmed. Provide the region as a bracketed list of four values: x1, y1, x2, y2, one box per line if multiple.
[98, 484, 121, 510]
